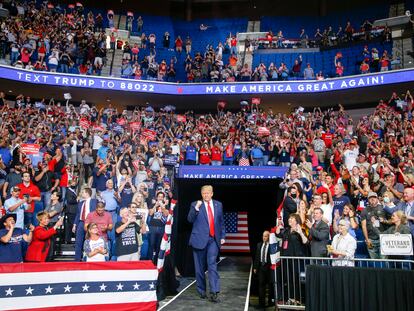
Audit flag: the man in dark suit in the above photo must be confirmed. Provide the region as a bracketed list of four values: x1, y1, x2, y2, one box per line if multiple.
[253, 230, 274, 308]
[73, 187, 97, 261]
[282, 186, 298, 227]
[306, 207, 330, 257]
[187, 185, 225, 303]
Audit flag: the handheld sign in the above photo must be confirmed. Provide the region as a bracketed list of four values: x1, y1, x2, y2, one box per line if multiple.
[380, 234, 413, 256]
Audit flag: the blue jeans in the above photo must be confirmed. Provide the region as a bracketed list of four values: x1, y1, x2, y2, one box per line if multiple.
[11, 51, 19, 64]
[223, 159, 233, 166]
[60, 64, 69, 73]
[367, 239, 384, 259]
[253, 158, 263, 166]
[41, 191, 51, 211]
[211, 161, 222, 166]
[263, 155, 269, 166]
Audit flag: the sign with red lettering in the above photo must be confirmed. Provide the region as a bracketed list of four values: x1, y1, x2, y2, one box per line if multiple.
[79, 118, 90, 129]
[176, 115, 187, 123]
[141, 129, 157, 141]
[130, 122, 141, 132]
[258, 127, 270, 136]
[21, 144, 40, 155]
[117, 118, 127, 126]
[252, 97, 261, 105]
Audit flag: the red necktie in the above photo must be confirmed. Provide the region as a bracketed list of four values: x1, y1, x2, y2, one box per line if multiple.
[207, 201, 215, 237]
[81, 201, 86, 222]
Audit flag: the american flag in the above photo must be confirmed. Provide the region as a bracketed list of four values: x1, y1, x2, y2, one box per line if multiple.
[0, 261, 158, 311]
[221, 212, 250, 253]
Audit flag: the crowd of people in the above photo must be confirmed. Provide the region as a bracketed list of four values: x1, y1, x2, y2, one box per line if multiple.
[0, 1, 108, 75]
[0, 1, 398, 84]
[0, 88, 413, 266]
[257, 19, 391, 50]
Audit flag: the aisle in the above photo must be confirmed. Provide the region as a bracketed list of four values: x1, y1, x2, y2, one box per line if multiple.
[159, 256, 251, 311]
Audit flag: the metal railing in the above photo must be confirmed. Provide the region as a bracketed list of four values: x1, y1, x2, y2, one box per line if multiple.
[273, 256, 414, 310]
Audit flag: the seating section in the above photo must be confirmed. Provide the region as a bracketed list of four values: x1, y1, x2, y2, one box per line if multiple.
[252, 41, 393, 77]
[260, 5, 389, 38]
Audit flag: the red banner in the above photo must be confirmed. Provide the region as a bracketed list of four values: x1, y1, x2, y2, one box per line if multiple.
[80, 118, 90, 129]
[93, 125, 105, 132]
[141, 129, 157, 141]
[258, 127, 270, 136]
[176, 115, 187, 123]
[252, 97, 261, 105]
[117, 118, 127, 126]
[132, 160, 140, 170]
[21, 144, 40, 155]
[130, 121, 141, 132]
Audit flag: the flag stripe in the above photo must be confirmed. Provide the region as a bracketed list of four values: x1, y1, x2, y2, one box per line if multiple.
[10, 302, 156, 311]
[0, 261, 156, 273]
[221, 245, 250, 250]
[2, 292, 156, 311]
[0, 270, 157, 286]
[223, 212, 250, 253]
[223, 233, 248, 238]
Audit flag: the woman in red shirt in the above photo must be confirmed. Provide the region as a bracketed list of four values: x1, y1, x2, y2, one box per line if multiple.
[199, 143, 211, 165]
[211, 141, 223, 166]
[25, 211, 64, 262]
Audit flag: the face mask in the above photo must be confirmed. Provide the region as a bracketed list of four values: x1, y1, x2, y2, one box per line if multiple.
[291, 193, 297, 199]
[383, 197, 390, 203]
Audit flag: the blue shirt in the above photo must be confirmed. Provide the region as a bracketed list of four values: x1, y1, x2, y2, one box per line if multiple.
[251, 147, 264, 159]
[0, 147, 12, 167]
[0, 228, 25, 263]
[97, 146, 109, 160]
[185, 146, 197, 161]
[4, 197, 28, 229]
[92, 167, 111, 192]
[100, 189, 118, 212]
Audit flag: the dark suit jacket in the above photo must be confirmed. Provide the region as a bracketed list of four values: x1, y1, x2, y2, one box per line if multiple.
[74, 198, 97, 227]
[308, 220, 330, 257]
[187, 199, 226, 249]
[283, 196, 297, 226]
[254, 241, 272, 270]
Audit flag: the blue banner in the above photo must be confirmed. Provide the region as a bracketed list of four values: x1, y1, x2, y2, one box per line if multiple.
[178, 165, 288, 179]
[1, 65, 414, 95]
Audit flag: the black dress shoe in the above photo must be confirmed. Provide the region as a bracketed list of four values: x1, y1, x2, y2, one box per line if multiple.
[199, 293, 207, 299]
[210, 293, 220, 303]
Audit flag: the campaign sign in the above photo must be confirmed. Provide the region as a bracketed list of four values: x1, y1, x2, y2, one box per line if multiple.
[380, 234, 413, 256]
[178, 165, 288, 179]
[20, 143, 40, 155]
[1, 65, 414, 95]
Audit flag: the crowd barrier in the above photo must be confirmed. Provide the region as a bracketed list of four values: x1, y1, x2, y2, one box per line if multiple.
[0, 261, 158, 311]
[273, 256, 414, 310]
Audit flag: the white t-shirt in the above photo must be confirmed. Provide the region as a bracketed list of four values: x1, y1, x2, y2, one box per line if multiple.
[92, 135, 103, 150]
[343, 148, 359, 171]
[320, 203, 333, 226]
[85, 238, 106, 262]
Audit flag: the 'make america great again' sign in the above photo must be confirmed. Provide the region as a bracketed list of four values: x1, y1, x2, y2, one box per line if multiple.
[1, 65, 413, 95]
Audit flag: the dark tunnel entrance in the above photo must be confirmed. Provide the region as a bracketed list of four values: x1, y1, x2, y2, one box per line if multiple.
[172, 178, 283, 277]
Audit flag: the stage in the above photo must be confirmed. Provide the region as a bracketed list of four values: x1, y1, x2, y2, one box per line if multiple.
[159, 256, 253, 311]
